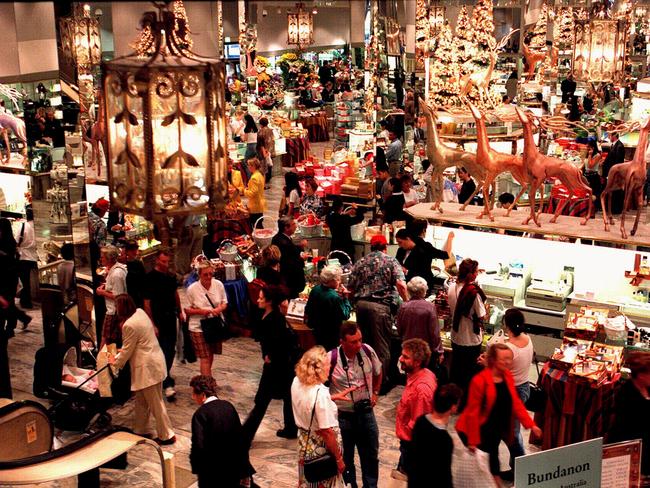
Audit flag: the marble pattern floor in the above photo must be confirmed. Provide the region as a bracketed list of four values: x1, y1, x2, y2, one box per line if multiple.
[2, 141, 530, 487]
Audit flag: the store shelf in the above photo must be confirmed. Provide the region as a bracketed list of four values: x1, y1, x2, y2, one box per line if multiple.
[407, 202, 650, 248]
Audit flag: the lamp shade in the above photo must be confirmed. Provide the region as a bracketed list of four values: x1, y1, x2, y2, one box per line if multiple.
[101, 9, 228, 220]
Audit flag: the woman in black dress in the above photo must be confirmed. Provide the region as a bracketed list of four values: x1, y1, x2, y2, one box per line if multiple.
[326, 196, 364, 264]
[242, 284, 299, 446]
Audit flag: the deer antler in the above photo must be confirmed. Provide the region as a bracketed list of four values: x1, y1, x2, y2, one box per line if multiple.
[608, 120, 642, 136]
[533, 115, 590, 137]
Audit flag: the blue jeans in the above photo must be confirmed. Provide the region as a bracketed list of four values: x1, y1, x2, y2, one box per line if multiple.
[338, 410, 379, 488]
[509, 382, 530, 468]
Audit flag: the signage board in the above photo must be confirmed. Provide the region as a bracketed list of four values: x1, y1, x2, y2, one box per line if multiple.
[515, 438, 602, 488]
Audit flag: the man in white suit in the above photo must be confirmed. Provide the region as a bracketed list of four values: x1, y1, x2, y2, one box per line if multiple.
[110, 294, 175, 445]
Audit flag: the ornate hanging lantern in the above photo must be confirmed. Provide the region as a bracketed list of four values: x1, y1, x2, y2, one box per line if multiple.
[573, 3, 628, 83]
[59, 3, 101, 69]
[101, 3, 228, 222]
[288, 3, 314, 50]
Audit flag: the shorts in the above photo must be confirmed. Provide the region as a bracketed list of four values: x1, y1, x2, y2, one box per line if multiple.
[190, 331, 222, 358]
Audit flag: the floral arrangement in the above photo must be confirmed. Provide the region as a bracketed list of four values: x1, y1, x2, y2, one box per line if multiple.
[277, 52, 317, 89]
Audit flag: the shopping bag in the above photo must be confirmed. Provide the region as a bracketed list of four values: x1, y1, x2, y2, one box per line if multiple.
[486, 328, 508, 348]
[451, 433, 498, 488]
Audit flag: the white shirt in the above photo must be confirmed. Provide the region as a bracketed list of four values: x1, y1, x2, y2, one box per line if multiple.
[243, 131, 258, 144]
[289, 189, 301, 206]
[447, 281, 485, 346]
[507, 337, 534, 386]
[14, 220, 38, 262]
[187, 278, 228, 333]
[230, 118, 245, 139]
[105, 263, 127, 315]
[403, 189, 419, 206]
[291, 379, 338, 431]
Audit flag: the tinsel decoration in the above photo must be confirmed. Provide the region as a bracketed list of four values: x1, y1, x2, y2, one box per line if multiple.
[415, 0, 429, 70]
[239, 23, 257, 54]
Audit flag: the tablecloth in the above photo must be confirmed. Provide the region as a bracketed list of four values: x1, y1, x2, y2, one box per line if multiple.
[533, 363, 619, 450]
[223, 277, 250, 318]
[282, 135, 311, 167]
[298, 112, 329, 143]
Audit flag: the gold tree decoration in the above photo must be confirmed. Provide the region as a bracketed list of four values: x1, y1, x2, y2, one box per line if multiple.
[456, 6, 475, 70]
[415, 0, 429, 70]
[428, 22, 463, 108]
[555, 7, 575, 50]
[528, 3, 548, 50]
[470, 0, 496, 69]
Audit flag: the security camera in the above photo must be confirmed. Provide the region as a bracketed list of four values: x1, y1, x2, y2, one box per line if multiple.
[262, 9, 268, 17]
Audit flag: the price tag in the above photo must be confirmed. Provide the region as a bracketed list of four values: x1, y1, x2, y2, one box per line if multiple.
[26, 420, 37, 444]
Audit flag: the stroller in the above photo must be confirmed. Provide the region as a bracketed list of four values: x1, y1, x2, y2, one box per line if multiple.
[33, 302, 131, 432]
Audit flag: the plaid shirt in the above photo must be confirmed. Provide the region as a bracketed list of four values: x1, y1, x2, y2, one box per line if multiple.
[349, 251, 405, 303]
[88, 212, 107, 247]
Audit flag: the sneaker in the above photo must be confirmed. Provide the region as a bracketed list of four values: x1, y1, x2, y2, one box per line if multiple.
[155, 435, 176, 446]
[164, 386, 176, 399]
[21, 315, 32, 330]
[391, 469, 408, 481]
[276, 428, 298, 439]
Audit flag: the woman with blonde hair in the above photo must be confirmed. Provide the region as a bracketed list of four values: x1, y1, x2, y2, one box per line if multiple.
[185, 261, 228, 379]
[291, 346, 356, 487]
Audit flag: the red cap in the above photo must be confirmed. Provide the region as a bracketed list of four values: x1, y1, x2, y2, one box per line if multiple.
[370, 235, 387, 247]
[95, 198, 110, 211]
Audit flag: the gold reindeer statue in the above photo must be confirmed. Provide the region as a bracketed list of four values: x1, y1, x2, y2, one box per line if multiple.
[467, 103, 528, 221]
[419, 98, 488, 212]
[459, 29, 519, 108]
[601, 118, 650, 239]
[515, 106, 593, 226]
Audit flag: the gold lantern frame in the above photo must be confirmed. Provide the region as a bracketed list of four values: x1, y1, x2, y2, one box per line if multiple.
[288, 3, 314, 50]
[101, 5, 228, 223]
[573, 15, 628, 84]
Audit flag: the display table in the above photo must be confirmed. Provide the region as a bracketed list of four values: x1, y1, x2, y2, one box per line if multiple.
[299, 112, 329, 143]
[533, 363, 618, 450]
[281, 135, 311, 167]
[223, 277, 249, 319]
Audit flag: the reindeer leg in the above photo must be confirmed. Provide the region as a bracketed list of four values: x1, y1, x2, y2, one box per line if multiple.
[477, 176, 494, 220]
[550, 197, 567, 224]
[460, 181, 483, 211]
[532, 183, 543, 227]
[601, 190, 610, 231]
[1, 130, 10, 163]
[631, 190, 643, 236]
[620, 189, 633, 239]
[581, 190, 593, 226]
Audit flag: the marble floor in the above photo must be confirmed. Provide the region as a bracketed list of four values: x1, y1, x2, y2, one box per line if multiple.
[3, 141, 531, 487]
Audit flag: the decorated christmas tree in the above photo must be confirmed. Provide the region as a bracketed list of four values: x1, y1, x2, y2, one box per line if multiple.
[555, 7, 575, 50]
[470, 0, 495, 68]
[528, 3, 548, 50]
[428, 22, 463, 108]
[456, 6, 474, 71]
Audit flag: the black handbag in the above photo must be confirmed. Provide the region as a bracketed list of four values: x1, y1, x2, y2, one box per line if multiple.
[200, 293, 228, 343]
[525, 355, 546, 413]
[302, 390, 338, 483]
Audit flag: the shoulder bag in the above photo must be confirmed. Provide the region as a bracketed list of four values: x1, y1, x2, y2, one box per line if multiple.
[200, 293, 228, 343]
[302, 389, 339, 483]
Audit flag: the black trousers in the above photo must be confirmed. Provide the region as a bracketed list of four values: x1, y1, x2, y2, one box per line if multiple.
[242, 364, 296, 447]
[450, 343, 482, 408]
[157, 322, 177, 389]
[18, 260, 37, 308]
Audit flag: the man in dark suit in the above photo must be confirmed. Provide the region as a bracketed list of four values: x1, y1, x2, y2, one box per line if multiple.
[602, 132, 626, 179]
[271, 216, 306, 298]
[190, 375, 255, 488]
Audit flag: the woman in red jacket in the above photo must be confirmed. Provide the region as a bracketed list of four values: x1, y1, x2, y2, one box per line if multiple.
[456, 343, 542, 483]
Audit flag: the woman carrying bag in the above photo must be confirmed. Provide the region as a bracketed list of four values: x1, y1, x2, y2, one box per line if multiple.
[185, 261, 228, 379]
[291, 346, 357, 488]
